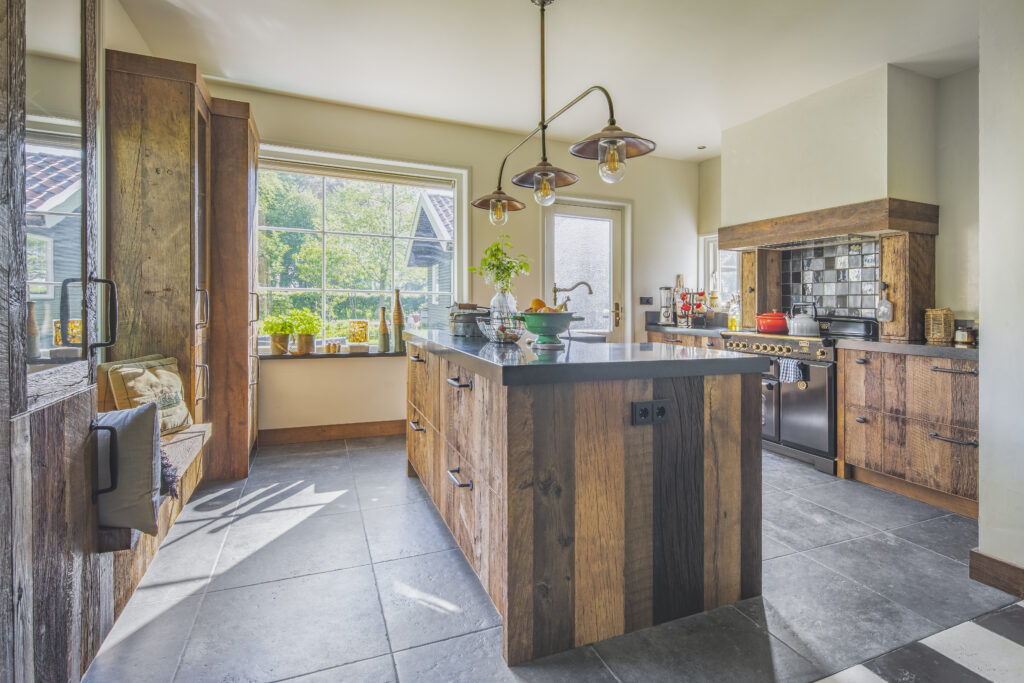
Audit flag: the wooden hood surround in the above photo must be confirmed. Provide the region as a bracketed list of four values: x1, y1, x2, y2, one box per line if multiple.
[718, 198, 938, 251]
[719, 198, 939, 342]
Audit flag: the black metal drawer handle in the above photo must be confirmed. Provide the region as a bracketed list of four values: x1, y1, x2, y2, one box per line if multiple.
[930, 366, 978, 376]
[409, 354, 426, 363]
[196, 288, 211, 328]
[929, 432, 978, 447]
[91, 422, 119, 502]
[249, 292, 260, 324]
[447, 467, 473, 490]
[89, 277, 119, 353]
[706, 341, 714, 348]
[447, 377, 473, 389]
[855, 358, 868, 365]
[195, 363, 210, 403]
[855, 417, 868, 424]
[409, 420, 426, 433]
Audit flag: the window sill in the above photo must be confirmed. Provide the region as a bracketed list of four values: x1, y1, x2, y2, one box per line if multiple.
[258, 351, 407, 361]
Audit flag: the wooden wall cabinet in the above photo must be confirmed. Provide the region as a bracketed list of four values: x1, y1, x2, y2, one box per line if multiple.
[106, 50, 213, 422]
[740, 249, 782, 329]
[838, 349, 979, 516]
[879, 232, 936, 342]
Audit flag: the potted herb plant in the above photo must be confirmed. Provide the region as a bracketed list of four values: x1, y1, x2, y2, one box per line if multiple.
[261, 314, 293, 355]
[469, 234, 531, 316]
[288, 308, 321, 355]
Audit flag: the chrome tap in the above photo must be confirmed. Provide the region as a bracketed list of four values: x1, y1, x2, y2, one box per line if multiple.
[552, 281, 593, 309]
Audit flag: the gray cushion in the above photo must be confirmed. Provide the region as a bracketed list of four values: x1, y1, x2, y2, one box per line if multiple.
[96, 402, 161, 535]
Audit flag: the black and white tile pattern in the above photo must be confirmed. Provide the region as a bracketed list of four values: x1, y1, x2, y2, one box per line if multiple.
[781, 240, 881, 318]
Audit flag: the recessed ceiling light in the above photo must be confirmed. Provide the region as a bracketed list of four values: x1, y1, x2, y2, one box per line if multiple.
[697, 145, 707, 150]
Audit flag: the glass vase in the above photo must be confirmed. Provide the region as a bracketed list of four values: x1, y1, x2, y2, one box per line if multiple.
[490, 287, 517, 325]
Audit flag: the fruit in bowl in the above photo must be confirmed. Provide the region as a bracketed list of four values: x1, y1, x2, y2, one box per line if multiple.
[513, 310, 585, 348]
[523, 298, 568, 314]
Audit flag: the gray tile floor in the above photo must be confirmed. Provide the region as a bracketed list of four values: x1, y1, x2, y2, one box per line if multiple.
[84, 441, 1015, 683]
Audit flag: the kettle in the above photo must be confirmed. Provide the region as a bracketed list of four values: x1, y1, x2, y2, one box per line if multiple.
[787, 303, 820, 337]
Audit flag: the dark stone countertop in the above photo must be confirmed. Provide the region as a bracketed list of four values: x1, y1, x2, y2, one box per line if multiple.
[835, 338, 979, 361]
[404, 330, 769, 386]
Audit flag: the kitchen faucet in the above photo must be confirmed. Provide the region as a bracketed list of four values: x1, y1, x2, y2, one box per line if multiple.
[552, 281, 593, 309]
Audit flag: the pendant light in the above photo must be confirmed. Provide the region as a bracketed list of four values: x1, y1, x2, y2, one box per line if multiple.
[471, 0, 657, 223]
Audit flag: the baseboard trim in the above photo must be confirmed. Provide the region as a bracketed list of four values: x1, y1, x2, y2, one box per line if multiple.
[970, 549, 1024, 599]
[849, 466, 978, 519]
[257, 420, 405, 446]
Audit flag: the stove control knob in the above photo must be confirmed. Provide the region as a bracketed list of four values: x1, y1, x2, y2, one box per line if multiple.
[752, 343, 760, 351]
[769, 345, 778, 352]
[816, 348, 827, 358]
[784, 346, 793, 354]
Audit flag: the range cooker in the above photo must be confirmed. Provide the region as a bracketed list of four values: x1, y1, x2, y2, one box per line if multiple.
[723, 316, 878, 474]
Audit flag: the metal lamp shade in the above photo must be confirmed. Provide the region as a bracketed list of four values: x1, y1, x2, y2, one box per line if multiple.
[470, 189, 527, 211]
[510, 160, 580, 189]
[569, 124, 657, 160]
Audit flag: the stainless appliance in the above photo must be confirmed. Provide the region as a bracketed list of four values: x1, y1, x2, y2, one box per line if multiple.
[725, 315, 878, 474]
[658, 286, 674, 325]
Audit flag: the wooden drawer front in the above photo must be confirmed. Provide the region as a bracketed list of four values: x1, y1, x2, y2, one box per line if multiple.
[705, 337, 724, 351]
[439, 359, 506, 494]
[647, 331, 667, 343]
[844, 406, 882, 471]
[905, 420, 979, 500]
[407, 342, 439, 426]
[446, 453, 489, 580]
[905, 356, 979, 430]
[406, 403, 433, 495]
[842, 350, 885, 412]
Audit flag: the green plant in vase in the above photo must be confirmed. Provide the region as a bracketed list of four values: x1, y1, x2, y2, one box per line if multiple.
[470, 234, 531, 317]
[288, 308, 321, 354]
[261, 314, 293, 355]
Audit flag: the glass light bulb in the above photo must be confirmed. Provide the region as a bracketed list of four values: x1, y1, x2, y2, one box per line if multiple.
[598, 139, 626, 183]
[489, 198, 508, 226]
[533, 171, 556, 206]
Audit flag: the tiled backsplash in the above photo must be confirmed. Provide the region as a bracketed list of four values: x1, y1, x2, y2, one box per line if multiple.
[780, 240, 880, 318]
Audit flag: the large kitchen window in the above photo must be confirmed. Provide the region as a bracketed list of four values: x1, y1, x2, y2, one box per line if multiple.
[257, 163, 457, 345]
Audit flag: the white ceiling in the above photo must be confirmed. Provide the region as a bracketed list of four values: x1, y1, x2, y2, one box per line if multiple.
[118, 0, 979, 161]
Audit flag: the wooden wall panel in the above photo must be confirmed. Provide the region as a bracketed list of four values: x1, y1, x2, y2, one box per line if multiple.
[756, 249, 782, 316]
[739, 372, 762, 598]
[622, 379, 654, 632]
[741, 251, 757, 329]
[702, 375, 743, 609]
[504, 385, 535, 665]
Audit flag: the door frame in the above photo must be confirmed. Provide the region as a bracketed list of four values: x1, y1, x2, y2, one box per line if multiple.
[541, 198, 631, 342]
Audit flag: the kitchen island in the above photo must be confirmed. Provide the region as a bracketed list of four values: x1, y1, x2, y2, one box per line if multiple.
[403, 330, 768, 664]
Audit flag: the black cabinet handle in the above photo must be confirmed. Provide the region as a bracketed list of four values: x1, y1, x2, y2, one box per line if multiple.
[747, 286, 755, 293]
[447, 377, 473, 389]
[249, 292, 260, 323]
[929, 432, 978, 447]
[762, 381, 774, 391]
[409, 354, 426, 363]
[855, 358, 868, 365]
[196, 288, 211, 328]
[706, 341, 714, 348]
[930, 366, 978, 376]
[195, 363, 210, 403]
[447, 467, 473, 490]
[91, 422, 119, 502]
[89, 277, 118, 353]
[855, 417, 868, 424]
[409, 420, 426, 433]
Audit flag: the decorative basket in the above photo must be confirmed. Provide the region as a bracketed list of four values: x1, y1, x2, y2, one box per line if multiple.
[924, 308, 954, 344]
[477, 316, 525, 344]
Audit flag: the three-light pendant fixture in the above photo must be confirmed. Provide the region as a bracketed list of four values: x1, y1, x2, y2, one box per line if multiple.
[470, 0, 657, 226]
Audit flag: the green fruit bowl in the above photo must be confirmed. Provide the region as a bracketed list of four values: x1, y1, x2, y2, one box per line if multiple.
[512, 312, 585, 347]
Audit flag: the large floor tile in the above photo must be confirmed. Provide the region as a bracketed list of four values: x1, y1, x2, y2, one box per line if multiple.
[862, 641, 989, 683]
[255, 440, 348, 459]
[174, 479, 247, 523]
[355, 471, 429, 509]
[762, 489, 875, 552]
[789, 480, 946, 530]
[363, 499, 455, 563]
[761, 451, 835, 491]
[807, 533, 1016, 628]
[286, 655, 397, 682]
[737, 553, 941, 675]
[594, 605, 823, 683]
[84, 596, 200, 683]
[923, 620, 1024, 681]
[235, 469, 360, 516]
[349, 448, 412, 478]
[375, 548, 501, 651]
[890, 514, 978, 564]
[346, 434, 406, 451]
[176, 566, 389, 682]
[210, 507, 369, 591]
[763, 534, 798, 560]
[394, 627, 617, 682]
[131, 519, 228, 606]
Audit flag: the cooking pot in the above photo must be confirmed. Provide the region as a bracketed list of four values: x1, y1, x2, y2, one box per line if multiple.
[756, 310, 789, 334]
[788, 303, 820, 337]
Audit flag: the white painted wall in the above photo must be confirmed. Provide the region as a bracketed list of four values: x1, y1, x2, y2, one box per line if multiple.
[978, 0, 1024, 568]
[258, 358, 406, 430]
[886, 65, 938, 205]
[102, 0, 151, 55]
[698, 156, 722, 236]
[936, 68, 979, 319]
[200, 82, 699, 429]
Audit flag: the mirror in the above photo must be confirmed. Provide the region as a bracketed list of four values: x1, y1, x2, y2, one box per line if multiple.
[25, 0, 85, 374]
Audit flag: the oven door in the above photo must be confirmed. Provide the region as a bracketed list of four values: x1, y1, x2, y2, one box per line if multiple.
[762, 375, 780, 442]
[779, 361, 835, 458]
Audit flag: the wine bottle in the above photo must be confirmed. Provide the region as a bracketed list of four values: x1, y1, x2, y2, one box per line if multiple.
[392, 289, 405, 354]
[378, 306, 390, 353]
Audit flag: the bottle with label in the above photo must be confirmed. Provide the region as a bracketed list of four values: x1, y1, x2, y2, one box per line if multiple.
[392, 289, 405, 354]
[378, 306, 390, 353]
[728, 295, 741, 332]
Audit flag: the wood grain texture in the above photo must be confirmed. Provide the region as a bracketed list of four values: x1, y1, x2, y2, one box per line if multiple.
[652, 375, 704, 622]
[406, 341, 439, 427]
[622, 379, 654, 631]
[207, 101, 258, 480]
[904, 356, 979, 429]
[880, 232, 936, 342]
[256, 419, 404, 446]
[741, 251, 757, 329]
[718, 197, 939, 250]
[905, 420, 979, 500]
[504, 385, 535, 664]
[970, 550, 1024, 600]
[82, 0, 99, 385]
[756, 249, 782, 316]
[573, 382, 625, 646]
[10, 416, 32, 683]
[851, 466, 978, 518]
[531, 383, 576, 657]
[843, 406, 883, 471]
[702, 375, 742, 609]
[739, 372, 762, 598]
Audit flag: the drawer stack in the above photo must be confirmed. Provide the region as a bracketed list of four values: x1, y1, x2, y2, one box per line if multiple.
[840, 350, 979, 504]
[405, 341, 508, 618]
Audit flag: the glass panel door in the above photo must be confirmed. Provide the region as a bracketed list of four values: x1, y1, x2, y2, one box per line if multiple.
[543, 203, 624, 342]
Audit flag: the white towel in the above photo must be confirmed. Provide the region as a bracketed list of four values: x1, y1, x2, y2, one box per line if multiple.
[779, 359, 805, 384]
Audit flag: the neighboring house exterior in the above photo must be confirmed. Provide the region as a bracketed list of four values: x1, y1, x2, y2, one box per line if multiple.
[405, 191, 455, 328]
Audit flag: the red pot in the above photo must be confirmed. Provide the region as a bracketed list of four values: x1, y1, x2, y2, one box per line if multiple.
[756, 310, 789, 334]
